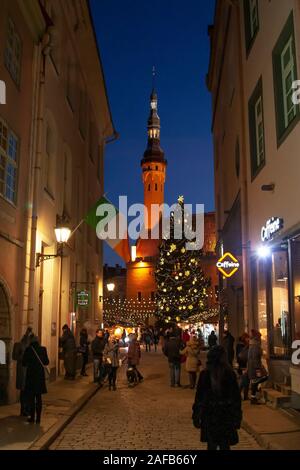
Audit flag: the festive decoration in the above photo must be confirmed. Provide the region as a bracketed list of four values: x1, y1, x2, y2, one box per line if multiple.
[103, 297, 156, 326]
[155, 196, 211, 322]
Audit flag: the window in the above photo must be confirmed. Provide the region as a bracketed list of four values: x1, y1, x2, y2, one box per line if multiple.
[150, 292, 155, 301]
[248, 78, 265, 179]
[4, 18, 22, 86]
[271, 250, 291, 357]
[148, 183, 151, 191]
[137, 292, 142, 302]
[273, 12, 299, 144]
[243, 0, 259, 54]
[155, 183, 157, 191]
[0, 118, 18, 204]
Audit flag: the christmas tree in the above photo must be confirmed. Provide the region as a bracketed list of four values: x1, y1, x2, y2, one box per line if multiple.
[155, 196, 211, 323]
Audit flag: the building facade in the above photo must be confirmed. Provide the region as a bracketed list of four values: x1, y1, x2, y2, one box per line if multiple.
[208, 0, 300, 399]
[0, 0, 115, 403]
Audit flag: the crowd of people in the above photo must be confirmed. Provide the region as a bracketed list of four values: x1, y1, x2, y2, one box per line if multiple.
[12, 321, 268, 451]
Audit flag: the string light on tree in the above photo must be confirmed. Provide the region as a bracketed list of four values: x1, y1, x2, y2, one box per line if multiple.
[155, 195, 211, 322]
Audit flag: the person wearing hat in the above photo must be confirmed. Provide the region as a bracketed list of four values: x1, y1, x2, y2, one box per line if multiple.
[59, 324, 77, 380]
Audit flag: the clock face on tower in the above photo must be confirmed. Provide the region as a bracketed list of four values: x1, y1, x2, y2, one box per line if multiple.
[151, 100, 157, 110]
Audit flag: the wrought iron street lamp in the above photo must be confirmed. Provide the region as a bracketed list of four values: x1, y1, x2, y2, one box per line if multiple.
[36, 224, 71, 267]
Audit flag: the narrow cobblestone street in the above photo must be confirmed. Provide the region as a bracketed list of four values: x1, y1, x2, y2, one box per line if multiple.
[50, 348, 261, 450]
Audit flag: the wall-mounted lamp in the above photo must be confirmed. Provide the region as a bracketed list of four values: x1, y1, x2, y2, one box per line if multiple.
[295, 295, 300, 303]
[106, 283, 115, 292]
[36, 223, 71, 267]
[261, 183, 275, 192]
[257, 245, 271, 258]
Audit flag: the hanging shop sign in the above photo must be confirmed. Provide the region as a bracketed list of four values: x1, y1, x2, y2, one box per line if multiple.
[216, 252, 240, 278]
[76, 290, 90, 307]
[261, 217, 284, 242]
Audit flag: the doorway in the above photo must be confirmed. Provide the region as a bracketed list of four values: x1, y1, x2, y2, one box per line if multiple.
[0, 283, 11, 404]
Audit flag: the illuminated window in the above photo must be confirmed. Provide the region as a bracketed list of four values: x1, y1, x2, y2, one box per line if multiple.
[137, 292, 142, 302]
[0, 117, 18, 204]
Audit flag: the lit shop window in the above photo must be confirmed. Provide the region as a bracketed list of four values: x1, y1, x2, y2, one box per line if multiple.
[271, 250, 291, 356]
[0, 118, 18, 204]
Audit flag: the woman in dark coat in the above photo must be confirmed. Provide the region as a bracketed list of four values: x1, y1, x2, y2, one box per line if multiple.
[22, 336, 49, 424]
[12, 326, 32, 416]
[79, 328, 89, 376]
[192, 345, 242, 450]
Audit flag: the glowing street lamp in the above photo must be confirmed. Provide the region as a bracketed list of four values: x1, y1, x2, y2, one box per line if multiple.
[107, 283, 115, 292]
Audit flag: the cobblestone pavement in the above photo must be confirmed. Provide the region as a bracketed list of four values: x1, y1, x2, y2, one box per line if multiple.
[50, 348, 261, 450]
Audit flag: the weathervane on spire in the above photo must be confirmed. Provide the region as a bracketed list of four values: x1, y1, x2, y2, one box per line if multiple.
[152, 65, 156, 89]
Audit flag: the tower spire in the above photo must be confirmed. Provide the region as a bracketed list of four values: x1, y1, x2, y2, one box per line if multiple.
[140, 74, 167, 231]
[141, 72, 166, 165]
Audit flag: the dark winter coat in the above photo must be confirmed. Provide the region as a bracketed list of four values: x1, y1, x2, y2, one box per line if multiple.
[236, 343, 248, 370]
[192, 368, 242, 445]
[12, 334, 32, 390]
[247, 339, 263, 380]
[222, 333, 235, 364]
[22, 342, 49, 395]
[59, 329, 76, 354]
[127, 340, 141, 366]
[208, 332, 217, 349]
[163, 336, 183, 364]
[91, 336, 106, 358]
[79, 333, 89, 357]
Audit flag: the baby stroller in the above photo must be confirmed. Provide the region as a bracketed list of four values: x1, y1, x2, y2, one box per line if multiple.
[127, 365, 138, 387]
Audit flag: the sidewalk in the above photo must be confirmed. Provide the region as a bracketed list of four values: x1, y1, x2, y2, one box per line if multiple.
[0, 365, 99, 450]
[242, 401, 300, 450]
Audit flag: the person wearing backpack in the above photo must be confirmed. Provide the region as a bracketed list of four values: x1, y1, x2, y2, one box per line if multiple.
[22, 335, 49, 424]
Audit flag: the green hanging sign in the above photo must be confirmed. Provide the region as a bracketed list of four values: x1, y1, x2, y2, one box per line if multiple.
[76, 290, 90, 308]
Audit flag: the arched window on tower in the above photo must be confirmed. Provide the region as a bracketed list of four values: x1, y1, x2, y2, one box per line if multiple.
[155, 183, 158, 191]
[148, 183, 151, 191]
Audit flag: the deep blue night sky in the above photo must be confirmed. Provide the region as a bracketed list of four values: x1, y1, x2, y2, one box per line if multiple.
[90, 0, 216, 265]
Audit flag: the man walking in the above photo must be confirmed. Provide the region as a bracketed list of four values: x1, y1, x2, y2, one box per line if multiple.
[59, 324, 77, 380]
[163, 328, 183, 387]
[91, 329, 106, 383]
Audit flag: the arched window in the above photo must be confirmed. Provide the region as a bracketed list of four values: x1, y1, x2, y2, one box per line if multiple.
[148, 183, 151, 191]
[155, 183, 158, 191]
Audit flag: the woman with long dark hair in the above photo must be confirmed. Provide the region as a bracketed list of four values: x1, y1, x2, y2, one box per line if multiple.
[192, 345, 242, 450]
